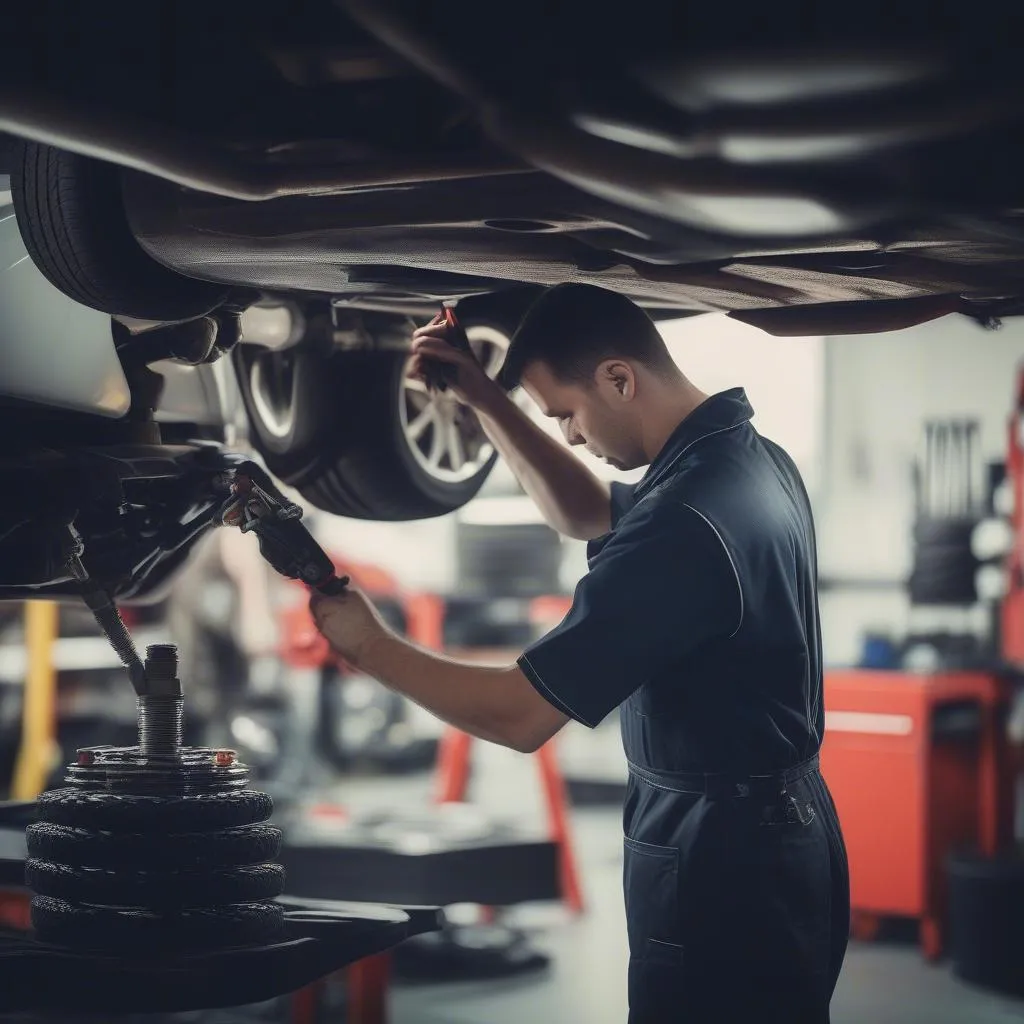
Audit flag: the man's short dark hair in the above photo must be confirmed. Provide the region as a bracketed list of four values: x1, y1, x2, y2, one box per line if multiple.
[497, 283, 676, 390]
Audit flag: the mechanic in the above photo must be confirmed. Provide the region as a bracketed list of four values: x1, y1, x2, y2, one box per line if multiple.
[309, 283, 850, 1023]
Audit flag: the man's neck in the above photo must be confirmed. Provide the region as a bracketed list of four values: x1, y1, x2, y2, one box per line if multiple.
[640, 379, 710, 464]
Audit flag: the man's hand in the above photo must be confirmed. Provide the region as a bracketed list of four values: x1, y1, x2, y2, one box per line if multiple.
[409, 323, 504, 411]
[309, 587, 394, 667]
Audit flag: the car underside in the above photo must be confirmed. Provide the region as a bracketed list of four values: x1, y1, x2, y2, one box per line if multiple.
[3, 0, 1024, 601]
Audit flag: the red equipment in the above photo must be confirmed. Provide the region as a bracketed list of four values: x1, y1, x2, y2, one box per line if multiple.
[1002, 366, 1024, 661]
[821, 670, 1011, 959]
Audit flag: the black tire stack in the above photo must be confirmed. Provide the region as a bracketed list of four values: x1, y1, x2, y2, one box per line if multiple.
[948, 850, 1024, 996]
[26, 787, 285, 952]
[908, 518, 979, 606]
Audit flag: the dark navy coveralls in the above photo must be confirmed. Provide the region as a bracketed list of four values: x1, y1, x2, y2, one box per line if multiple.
[518, 389, 850, 1023]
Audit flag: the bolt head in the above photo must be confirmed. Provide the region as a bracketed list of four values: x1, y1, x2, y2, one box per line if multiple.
[214, 750, 236, 767]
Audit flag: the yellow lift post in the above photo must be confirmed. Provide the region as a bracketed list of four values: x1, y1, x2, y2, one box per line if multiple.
[11, 600, 59, 800]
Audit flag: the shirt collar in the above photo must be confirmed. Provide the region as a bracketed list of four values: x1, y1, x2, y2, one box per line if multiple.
[634, 387, 754, 497]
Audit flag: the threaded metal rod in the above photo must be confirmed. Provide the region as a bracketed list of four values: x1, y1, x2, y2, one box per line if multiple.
[137, 696, 184, 758]
[69, 550, 146, 693]
[89, 602, 147, 691]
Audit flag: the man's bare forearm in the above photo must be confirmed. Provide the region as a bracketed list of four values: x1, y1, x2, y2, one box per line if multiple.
[477, 389, 610, 540]
[355, 633, 567, 752]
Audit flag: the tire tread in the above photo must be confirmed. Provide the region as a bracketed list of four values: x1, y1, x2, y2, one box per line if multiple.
[11, 141, 226, 320]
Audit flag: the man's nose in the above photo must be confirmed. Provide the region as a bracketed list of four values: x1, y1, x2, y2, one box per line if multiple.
[565, 425, 585, 446]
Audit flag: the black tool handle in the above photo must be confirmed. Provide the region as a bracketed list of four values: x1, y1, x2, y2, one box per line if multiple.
[422, 307, 473, 392]
[227, 461, 349, 593]
[315, 575, 351, 595]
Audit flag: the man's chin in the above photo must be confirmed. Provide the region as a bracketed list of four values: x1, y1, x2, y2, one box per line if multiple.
[588, 448, 629, 471]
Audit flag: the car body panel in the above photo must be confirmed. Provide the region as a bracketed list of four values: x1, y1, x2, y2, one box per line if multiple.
[0, 189, 130, 418]
[153, 357, 243, 437]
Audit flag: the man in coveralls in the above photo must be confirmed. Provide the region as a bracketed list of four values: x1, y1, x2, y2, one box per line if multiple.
[310, 283, 850, 1023]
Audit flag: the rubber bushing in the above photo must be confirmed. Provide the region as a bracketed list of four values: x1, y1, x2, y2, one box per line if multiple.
[26, 858, 286, 908]
[37, 789, 274, 833]
[26, 823, 282, 872]
[30, 895, 285, 951]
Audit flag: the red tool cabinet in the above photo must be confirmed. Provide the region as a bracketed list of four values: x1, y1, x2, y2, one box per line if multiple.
[820, 670, 1010, 959]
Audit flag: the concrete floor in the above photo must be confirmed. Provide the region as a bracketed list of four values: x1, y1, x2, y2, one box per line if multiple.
[369, 738, 1024, 1024]
[387, 807, 1024, 1024]
[9, 737, 1021, 1023]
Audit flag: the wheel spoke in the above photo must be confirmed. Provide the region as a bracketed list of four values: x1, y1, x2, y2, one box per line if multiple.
[406, 403, 438, 442]
[404, 325, 509, 482]
[447, 420, 466, 472]
[484, 344, 505, 378]
[427, 412, 447, 467]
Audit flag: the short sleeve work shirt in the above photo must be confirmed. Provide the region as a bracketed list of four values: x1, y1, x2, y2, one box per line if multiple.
[519, 492, 741, 728]
[521, 387, 824, 778]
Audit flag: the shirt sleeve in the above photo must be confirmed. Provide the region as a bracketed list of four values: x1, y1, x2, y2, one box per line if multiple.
[518, 498, 742, 728]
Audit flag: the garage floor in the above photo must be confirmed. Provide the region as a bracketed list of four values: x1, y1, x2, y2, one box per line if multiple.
[388, 807, 1024, 1024]
[378, 739, 1024, 1024]
[8, 738, 1023, 1023]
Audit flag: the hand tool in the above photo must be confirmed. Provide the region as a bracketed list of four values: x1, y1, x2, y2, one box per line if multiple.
[421, 305, 474, 392]
[218, 460, 350, 595]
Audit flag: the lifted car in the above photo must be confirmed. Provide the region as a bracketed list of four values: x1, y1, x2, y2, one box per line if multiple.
[2, 0, 1024, 602]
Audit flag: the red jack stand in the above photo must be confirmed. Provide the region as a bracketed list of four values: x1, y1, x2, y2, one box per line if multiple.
[285, 576, 582, 1023]
[433, 725, 586, 915]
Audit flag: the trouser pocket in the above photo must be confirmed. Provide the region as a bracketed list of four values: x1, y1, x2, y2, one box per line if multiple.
[624, 837, 686, 1024]
[623, 836, 683, 956]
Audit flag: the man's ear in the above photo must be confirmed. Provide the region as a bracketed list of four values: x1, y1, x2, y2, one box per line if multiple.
[598, 360, 636, 400]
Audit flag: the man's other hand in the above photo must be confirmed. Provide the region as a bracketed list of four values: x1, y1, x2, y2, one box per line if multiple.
[309, 586, 393, 666]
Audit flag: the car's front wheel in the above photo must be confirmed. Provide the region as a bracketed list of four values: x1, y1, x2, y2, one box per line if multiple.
[234, 313, 514, 520]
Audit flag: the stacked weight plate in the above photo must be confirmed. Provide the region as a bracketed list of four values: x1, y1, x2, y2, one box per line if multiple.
[25, 745, 285, 953]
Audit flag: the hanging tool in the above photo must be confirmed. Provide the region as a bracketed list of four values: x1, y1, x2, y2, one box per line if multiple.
[966, 420, 977, 516]
[218, 461, 349, 595]
[924, 421, 935, 518]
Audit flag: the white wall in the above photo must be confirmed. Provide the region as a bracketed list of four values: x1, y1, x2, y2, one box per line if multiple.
[815, 312, 1024, 665]
[661, 314, 824, 495]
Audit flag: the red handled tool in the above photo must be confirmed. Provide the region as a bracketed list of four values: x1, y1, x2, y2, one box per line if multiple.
[421, 305, 474, 392]
[220, 461, 350, 595]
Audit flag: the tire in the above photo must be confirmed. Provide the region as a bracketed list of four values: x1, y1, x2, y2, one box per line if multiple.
[37, 788, 273, 834]
[30, 894, 284, 951]
[235, 314, 516, 520]
[948, 851, 1024, 995]
[26, 859, 285, 908]
[26, 822, 282, 871]
[10, 140, 227, 321]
